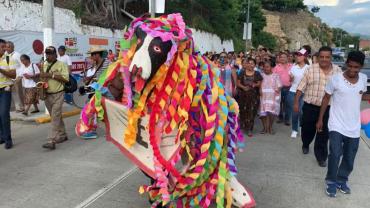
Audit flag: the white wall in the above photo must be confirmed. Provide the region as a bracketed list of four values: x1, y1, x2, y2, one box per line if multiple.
[0, 0, 234, 53]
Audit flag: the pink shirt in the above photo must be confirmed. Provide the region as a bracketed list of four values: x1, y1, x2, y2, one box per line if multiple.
[273, 63, 293, 87]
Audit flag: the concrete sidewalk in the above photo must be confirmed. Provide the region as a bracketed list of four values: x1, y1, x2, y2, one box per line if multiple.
[10, 101, 81, 123]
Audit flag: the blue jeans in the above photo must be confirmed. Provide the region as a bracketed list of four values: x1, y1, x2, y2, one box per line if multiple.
[279, 87, 290, 123]
[0, 90, 12, 143]
[287, 91, 303, 132]
[64, 93, 73, 104]
[326, 131, 359, 184]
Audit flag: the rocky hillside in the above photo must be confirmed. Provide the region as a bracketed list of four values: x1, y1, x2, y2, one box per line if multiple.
[263, 9, 329, 51]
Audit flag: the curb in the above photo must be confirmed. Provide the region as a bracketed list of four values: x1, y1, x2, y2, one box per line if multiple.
[34, 108, 81, 124]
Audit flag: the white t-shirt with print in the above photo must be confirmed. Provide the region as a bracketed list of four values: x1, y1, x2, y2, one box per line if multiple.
[326, 72, 367, 138]
[289, 64, 309, 92]
[58, 54, 72, 66]
[21, 64, 40, 88]
[8, 51, 22, 77]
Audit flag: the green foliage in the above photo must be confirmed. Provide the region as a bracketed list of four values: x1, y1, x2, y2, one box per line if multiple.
[72, 2, 85, 18]
[308, 23, 332, 46]
[262, 0, 306, 12]
[252, 31, 277, 49]
[311, 6, 320, 13]
[332, 28, 360, 49]
[166, 0, 238, 40]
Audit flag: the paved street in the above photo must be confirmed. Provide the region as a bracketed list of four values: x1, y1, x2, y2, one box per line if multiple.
[1, 110, 370, 208]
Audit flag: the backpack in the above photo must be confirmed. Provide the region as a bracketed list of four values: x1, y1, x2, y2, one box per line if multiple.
[64, 74, 77, 93]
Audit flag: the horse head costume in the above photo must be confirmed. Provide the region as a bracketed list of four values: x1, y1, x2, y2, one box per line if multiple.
[76, 13, 255, 208]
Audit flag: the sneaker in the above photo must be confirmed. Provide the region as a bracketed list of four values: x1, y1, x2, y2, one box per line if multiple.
[326, 183, 337, 198]
[0, 140, 4, 145]
[5, 141, 13, 150]
[80, 132, 97, 140]
[55, 137, 68, 144]
[291, 131, 298, 138]
[318, 160, 327, 167]
[42, 141, 56, 150]
[337, 183, 351, 194]
[302, 147, 309, 154]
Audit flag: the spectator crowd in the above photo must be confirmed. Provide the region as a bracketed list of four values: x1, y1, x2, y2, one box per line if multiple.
[1, 37, 369, 199]
[205, 46, 369, 198]
[0, 38, 115, 151]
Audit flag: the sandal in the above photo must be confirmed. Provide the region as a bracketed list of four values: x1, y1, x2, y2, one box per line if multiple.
[22, 112, 28, 116]
[31, 110, 40, 114]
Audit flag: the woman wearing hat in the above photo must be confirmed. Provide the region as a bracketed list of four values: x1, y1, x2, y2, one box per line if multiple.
[287, 48, 310, 138]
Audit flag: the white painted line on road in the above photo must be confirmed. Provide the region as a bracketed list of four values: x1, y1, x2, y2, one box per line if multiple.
[75, 166, 139, 208]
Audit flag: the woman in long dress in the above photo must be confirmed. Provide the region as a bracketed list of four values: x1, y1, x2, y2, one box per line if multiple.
[236, 58, 263, 137]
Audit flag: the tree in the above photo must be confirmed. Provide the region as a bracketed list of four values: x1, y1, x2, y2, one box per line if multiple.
[311, 6, 320, 13]
[262, 0, 306, 12]
[252, 31, 277, 49]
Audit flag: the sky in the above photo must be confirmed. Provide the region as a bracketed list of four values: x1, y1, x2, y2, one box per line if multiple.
[304, 0, 370, 36]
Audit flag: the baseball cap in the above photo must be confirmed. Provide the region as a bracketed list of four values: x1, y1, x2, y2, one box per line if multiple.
[295, 48, 308, 56]
[58, 45, 66, 51]
[45, 46, 57, 54]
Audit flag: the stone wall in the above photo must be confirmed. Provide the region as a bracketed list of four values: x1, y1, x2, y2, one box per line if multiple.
[263, 9, 322, 52]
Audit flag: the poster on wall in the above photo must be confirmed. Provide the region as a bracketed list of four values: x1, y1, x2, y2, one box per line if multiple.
[0, 30, 119, 72]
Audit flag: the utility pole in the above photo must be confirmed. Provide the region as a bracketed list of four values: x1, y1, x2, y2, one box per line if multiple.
[245, 0, 251, 52]
[43, 0, 54, 115]
[43, 0, 54, 49]
[150, 0, 156, 18]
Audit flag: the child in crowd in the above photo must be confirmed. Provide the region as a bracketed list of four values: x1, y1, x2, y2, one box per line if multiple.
[260, 61, 282, 134]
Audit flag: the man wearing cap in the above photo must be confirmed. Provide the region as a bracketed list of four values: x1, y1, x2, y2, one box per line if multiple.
[41, 46, 69, 150]
[0, 39, 16, 149]
[294, 46, 342, 167]
[287, 48, 310, 139]
[57, 46, 73, 104]
[79, 46, 111, 139]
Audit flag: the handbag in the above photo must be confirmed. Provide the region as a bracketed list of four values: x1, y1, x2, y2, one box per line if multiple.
[31, 64, 40, 83]
[38, 61, 57, 100]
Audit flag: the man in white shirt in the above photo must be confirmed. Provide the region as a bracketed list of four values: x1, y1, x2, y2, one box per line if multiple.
[57, 46, 72, 72]
[57, 46, 73, 104]
[316, 51, 370, 198]
[5, 41, 24, 112]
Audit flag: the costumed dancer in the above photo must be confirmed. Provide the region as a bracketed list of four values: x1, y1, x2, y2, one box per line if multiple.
[76, 13, 255, 208]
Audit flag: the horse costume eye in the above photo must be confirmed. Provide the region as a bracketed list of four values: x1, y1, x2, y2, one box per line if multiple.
[153, 45, 162, 53]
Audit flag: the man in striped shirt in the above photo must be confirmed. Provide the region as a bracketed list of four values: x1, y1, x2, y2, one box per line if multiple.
[294, 46, 342, 167]
[0, 39, 16, 149]
[79, 46, 111, 139]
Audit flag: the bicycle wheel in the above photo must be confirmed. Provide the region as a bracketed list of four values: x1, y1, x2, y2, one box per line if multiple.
[71, 74, 89, 109]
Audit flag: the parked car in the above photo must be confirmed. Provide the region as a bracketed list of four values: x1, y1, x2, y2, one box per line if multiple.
[332, 54, 345, 69]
